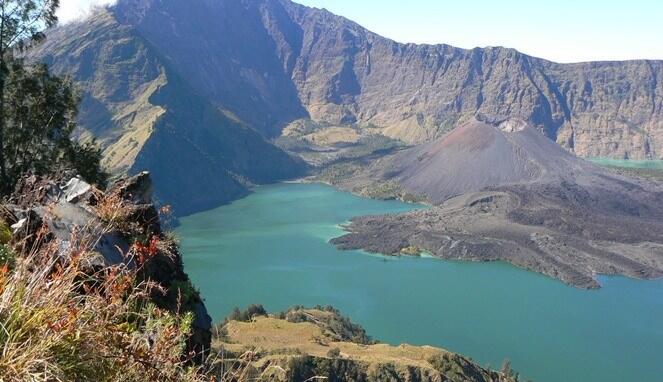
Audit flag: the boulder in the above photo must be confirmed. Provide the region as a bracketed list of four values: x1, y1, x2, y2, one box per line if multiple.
[111, 171, 154, 205]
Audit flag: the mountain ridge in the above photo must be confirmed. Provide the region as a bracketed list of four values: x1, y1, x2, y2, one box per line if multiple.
[30, 0, 663, 212]
[32, 9, 306, 215]
[104, 0, 663, 159]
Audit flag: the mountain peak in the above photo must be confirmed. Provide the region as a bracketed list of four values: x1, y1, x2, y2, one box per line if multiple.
[32, 0, 663, 212]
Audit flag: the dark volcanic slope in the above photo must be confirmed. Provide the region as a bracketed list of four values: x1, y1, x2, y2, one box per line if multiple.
[367, 118, 596, 203]
[332, 120, 663, 289]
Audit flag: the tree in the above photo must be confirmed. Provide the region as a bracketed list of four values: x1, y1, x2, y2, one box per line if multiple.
[0, 0, 60, 192]
[0, 61, 107, 194]
[3, 62, 74, 180]
[65, 139, 107, 188]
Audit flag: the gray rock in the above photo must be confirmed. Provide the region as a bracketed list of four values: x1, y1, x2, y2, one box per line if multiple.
[63, 177, 92, 204]
[45, 201, 131, 267]
[113, 172, 153, 205]
[10, 218, 27, 234]
[94, 231, 131, 267]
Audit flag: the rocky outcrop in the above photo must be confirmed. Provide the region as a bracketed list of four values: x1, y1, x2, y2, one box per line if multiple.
[215, 307, 518, 382]
[1, 172, 212, 356]
[331, 184, 663, 289]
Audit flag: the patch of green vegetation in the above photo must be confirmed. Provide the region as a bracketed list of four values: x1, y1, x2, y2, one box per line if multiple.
[316, 162, 362, 185]
[592, 163, 663, 182]
[273, 136, 313, 153]
[326, 347, 341, 358]
[287, 355, 368, 382]
[168, 278, 202, 311]
[339, 135, 402, 159]
[280, 305, 375, 345]
[588, 158, 663, 170]
[0, 221, 11, 245]
[356, 181, 402, 200]
[226, 304, 268, 323]
[355, 182, 426, 204]
[0, 245, 15, 268]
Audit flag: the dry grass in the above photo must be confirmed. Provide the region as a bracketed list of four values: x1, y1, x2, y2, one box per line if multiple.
[95, 192, 133, 229]
[216, 315, 517, 382]
[0, 225, 207, 381]
[302, 127, 361, 146]
[221, 316, 445, 371]
[0, 197, 273, 382]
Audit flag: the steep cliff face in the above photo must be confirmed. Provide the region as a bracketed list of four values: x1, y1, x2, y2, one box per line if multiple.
[109, 0, 663, 159]
[285, 1, 663, 159]
[31, 11, 305, 215]
[113, 0, 309, 138]
[2, 172, 213, 360]
[31, 0, 663, 214]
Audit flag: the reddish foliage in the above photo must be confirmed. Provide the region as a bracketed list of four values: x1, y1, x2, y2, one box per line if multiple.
[132, 236, 160, 266]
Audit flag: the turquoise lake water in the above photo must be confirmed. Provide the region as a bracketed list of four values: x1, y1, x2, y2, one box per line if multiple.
[177, 183, 663, 382]
[588, 158, 663, 169]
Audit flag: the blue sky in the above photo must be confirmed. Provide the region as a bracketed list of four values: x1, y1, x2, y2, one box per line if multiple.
[58, 0, 662, 63]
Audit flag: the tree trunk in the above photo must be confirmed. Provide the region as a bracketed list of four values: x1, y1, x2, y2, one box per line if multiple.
[0, 59, 6, 195]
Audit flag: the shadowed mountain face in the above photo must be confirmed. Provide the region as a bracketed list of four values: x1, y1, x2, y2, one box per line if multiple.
[31, 0, 663, 212]
[31, 10, 305, 215]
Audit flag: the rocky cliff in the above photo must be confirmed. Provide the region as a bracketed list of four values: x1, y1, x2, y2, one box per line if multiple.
[1, 172, 213, 356]
[32, 11, 306, 215]
[111, 0, 663, 160]
[30, 0, 663, 213]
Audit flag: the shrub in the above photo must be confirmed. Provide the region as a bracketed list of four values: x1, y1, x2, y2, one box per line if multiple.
[501, 359, 520, 380]
[227, 304, 268, 322]
[327, 347, 341, 358]
[95, 192, 133, 230]
[0, 231, 208, 381]
[0, 220, 11, 244]
[282, 305, 375, 345]
[287, 355, 367, 382]
[168, 278, 202, 311]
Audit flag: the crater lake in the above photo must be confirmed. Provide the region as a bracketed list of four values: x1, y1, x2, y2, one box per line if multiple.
[177, 183, 663, 382]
